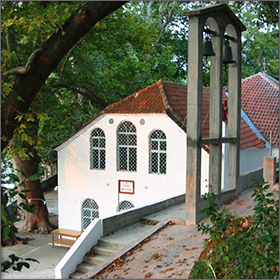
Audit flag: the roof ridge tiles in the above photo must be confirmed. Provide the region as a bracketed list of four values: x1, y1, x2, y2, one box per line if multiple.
[105, 80, 164, 112]
[260, 72, 279, 89]
[242, 72, 279, 88]
[157, 80, 171, 112]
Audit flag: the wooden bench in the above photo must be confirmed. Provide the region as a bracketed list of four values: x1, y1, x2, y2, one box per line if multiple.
[51, 228, 82, 247]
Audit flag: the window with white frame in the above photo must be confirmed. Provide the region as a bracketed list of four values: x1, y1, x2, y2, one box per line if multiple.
[117, 121, 137, 171]
[149, 130, 167, 174]
[81, 198, 99, 230]
[90, 128, 106, 170]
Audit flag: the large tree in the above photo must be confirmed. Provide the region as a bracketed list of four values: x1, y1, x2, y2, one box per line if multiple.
[1, 1, 126, 237]
[227, 0, 279, 79]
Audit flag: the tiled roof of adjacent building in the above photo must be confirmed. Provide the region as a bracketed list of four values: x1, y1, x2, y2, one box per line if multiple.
[105, 80, 266, 150]
[241, 72, 279, 148]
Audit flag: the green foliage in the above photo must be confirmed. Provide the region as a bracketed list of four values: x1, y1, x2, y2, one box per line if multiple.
[197, 189, 237, 237]
[190, 179, 279, 279]
[1, 2, 83, 162]
[189, 260, 216, 279]
[227, 1, 279, 80]
[1, 254, 39, 273]
[1, 1, 80, 60]
[1, 171, 38, 241]
[35, 1, 186, 162]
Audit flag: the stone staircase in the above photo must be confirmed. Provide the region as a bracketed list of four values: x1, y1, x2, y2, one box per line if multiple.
[70, 239, 126, 279]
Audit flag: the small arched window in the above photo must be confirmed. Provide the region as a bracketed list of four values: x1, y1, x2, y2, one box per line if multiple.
[149, 130, 167, 174]
[90, 128, 106, 170]
[117, 121, 137, 171]
[81, 198, 99, 230]
[119, 200, 135, 212]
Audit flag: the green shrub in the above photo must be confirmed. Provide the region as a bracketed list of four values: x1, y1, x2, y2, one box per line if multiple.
[190, 179, 279, 279]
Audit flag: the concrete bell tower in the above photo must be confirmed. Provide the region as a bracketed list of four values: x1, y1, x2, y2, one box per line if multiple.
[184, 4, 246, 225]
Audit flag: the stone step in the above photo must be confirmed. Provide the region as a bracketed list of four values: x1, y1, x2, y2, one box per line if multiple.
[85, 254, 108, 266]
[93, 246, 119, 257]
[70, 271, 85, 279]
[76, 262, 96, 274]
[98, 239, 126, 250]
[70, 239, 128, 278]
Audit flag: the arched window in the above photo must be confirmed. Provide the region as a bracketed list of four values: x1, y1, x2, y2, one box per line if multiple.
[81, 198, 99, 230]
[117, 121, 137, 171]
[119, 200, 135, 212]
[149, 130, 167, 174]
[90, 128, 106, 170]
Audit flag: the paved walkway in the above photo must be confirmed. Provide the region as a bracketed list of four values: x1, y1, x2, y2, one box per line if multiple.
[1, 185, 278, 279]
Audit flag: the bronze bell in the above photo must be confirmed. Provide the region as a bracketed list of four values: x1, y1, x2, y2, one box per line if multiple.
[223, 39, 235, 64]
[203, 37, 215, 57]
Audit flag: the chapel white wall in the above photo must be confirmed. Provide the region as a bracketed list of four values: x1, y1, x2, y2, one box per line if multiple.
[57, 114, 187, 231]
[57, 113, 273, 231]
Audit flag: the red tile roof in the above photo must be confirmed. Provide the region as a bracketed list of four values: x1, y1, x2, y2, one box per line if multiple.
[105, 81, 167, 114]
[105, 80, 266, 150]
[241, 72, 279, 148]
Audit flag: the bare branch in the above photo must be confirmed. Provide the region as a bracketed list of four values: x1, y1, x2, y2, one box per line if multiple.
[146, 1, 154, 20]
[156, 1, 175, 45]
[60, 44, 78, 81]
[3, 48, 43, 78]
[48, 82, 109, 108]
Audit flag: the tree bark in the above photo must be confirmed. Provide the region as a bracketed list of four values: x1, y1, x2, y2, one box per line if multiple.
[1, 1, 127, 151]
[13, 147, 54, 233]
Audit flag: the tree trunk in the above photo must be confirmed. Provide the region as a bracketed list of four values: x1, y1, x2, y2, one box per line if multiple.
[12, 119, 54, 233]
[13, 149, 54, 233]
[1, 1, 127, 152]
